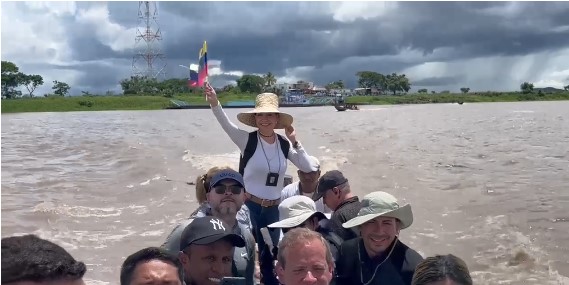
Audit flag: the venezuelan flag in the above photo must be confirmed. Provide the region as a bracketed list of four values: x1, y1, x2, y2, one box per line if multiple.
[188, 70, 199, 87]
[197, 41, 208, 87]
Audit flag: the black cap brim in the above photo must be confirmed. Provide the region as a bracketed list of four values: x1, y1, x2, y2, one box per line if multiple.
[192, 233, 246, 248]
[312, 190, 325, 202]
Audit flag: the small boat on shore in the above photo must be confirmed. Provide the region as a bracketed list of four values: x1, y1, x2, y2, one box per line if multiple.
[333, 95, 358, 111]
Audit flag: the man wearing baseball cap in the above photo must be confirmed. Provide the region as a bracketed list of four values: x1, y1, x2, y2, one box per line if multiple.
[313, 170, 361, 241]
[281, 156, 331, 215]
[162, 169, 256, 285]
[335, 191, 423, 285]
[178, 216, 246, 285]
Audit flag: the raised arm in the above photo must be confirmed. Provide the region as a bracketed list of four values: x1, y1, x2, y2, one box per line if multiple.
[211, 105, 249, 151]
[205, 83, 249, 152]
[286, 141, 315, 173]
[283, 125, 316, 173]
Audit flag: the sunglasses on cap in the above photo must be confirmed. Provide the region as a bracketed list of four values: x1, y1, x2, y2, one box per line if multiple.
[210, 184, 243, 195]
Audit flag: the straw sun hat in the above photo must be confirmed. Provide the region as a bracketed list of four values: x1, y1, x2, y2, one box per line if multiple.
[237, 93, 293, 129]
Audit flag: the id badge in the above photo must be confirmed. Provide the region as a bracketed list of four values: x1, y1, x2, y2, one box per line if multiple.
[265, 172, 279, 186]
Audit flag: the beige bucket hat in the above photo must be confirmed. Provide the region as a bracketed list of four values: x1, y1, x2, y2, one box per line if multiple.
[342, 191, 413, 229]
[268, 195, 327, 228]
[237, 93, 293, 129]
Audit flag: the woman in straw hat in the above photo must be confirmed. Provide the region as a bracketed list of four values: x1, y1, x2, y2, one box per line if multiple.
[204, 83, 317, 285]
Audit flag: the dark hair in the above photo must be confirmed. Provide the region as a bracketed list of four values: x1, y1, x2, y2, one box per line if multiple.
[412, 254, 473, 285]
[1, 234, 87, 284]
[120, 247, 184, 285]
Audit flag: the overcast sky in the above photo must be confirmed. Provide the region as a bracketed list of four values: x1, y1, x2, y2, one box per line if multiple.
[2, 1, 569, 96]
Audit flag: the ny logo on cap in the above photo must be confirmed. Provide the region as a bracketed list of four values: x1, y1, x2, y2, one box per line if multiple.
[210, 218, 226, 231]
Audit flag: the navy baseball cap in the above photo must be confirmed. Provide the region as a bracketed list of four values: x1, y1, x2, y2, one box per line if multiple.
[179, 217, 246, 250]
[313, 170, 348, 201]
[209, 169, 245, 189]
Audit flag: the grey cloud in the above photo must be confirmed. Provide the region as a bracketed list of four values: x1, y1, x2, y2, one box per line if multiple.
[3, 1, 569, 95]
[413, 76, 465, 87]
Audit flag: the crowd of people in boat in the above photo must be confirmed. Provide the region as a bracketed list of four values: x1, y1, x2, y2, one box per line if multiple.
[1, 84, 474, 285]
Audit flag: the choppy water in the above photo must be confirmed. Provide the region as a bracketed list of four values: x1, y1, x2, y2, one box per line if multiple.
[2, 101, 569, 285]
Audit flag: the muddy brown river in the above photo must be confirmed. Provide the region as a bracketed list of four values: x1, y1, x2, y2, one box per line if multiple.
[2, 101, 568, 284]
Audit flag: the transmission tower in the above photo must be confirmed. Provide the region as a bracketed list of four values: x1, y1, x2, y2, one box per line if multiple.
[132, 1, 166, 79]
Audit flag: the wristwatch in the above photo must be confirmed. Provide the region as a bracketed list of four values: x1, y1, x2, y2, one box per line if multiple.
[293, 141, 300, 149]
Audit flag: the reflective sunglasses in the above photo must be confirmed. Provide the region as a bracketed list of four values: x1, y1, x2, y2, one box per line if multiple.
[210, 184, 243, 195]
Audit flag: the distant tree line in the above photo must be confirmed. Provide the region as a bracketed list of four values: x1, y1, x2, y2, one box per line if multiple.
[1, 61, 70, 99]
[3, 59, 569, 100]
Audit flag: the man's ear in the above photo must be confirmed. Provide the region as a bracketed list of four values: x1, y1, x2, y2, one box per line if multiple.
[275, 261, 285, 281]
[328, 261, 335, 275]
[178, 251, 188, 264]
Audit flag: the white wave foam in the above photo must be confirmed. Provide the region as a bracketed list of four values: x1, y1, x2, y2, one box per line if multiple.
[467, 215, 569, 284]
[33, 202, 122, 218]
[85, 279, 110, 285]
[33, 202, 149, 218]
[139, 230, 164, 237]
[183, 149, 241, 171]
[139, 175, 163, 186]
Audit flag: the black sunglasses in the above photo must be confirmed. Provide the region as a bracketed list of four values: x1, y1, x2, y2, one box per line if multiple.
[282, 223, 307, 234]
[210, 184, 243, 195]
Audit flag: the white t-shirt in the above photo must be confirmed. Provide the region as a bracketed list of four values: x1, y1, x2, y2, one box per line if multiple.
[243, 135, 287, 200]
[281, 181, 332, 214]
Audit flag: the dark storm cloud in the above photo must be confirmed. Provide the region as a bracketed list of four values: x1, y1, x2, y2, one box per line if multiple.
[4, 1, 569, 94]
[413, 76, 465, 87]
[67, 1, 569, 77]
[393, 2, 569, 59]
[141, 1, 569, 85]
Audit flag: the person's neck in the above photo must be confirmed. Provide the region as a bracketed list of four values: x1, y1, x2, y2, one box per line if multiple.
[299, 181, 317, 194]
[343, 192, 355, 201]
[258, 130, 276, 143]
[212, 211, 237, 228]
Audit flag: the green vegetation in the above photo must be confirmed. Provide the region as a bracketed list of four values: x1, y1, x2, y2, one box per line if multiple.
[2, 60, 569, 114]
[0, 93, 258, 113]
[346, 91, 569, 105]
[3, 91, 568, 114]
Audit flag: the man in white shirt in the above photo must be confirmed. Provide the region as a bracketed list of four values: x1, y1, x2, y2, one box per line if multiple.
[281, 156, 332, 215]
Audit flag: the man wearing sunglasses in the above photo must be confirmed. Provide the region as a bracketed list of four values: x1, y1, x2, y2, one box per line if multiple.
[162, 169, 256, 285]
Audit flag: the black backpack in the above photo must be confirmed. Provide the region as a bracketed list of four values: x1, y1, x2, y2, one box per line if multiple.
[238, 131, 290, 175]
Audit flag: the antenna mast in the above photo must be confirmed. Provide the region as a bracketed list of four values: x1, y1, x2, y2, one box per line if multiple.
[132, 1, 166, 79]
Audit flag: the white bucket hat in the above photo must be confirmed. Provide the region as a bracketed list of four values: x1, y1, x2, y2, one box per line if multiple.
[342, 191, 413, 229]
[268, 196, 327, 228]
[237, 93, 293, 129]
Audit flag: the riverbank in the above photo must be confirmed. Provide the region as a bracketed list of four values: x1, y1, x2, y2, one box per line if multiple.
[2, 91, 569, 113]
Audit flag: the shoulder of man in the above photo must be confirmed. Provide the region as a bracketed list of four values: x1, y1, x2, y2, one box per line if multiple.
[400, 241, 424, 267]
[281, 181, 300, 199]
[335, 238, 360, 282]
[236, 204, 253, 232]
[190, 203, 210, 218]
[161, 218, 195, 254]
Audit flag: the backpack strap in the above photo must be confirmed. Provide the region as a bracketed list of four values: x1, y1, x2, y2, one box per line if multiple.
[326, 232, 344, 249]
[239, 132, 290, 176]
[276, 134, 290, 159]
[239, 131, 258, 175]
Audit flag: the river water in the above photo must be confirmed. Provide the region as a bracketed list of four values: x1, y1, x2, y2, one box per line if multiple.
[2, 101, 568, 285]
